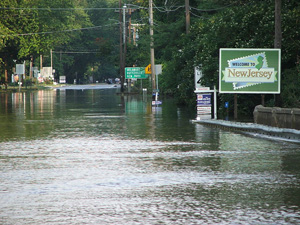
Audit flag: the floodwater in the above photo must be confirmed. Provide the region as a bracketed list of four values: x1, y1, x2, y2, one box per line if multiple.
[0, 87, 300, 225]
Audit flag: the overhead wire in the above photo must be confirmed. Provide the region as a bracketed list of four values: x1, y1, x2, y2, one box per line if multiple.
[189, 1, 254, 20]
[0, 7, 121, 11]
[52, 51, 101, 54]
[0, 3, 238, 38]
[190, 3, 235, 12]
[0, 16, 149, 38]
[1, 4, 229, 12]
[189, 11, 211, 20]
[152, 2, 185, 13]
[0, 23, 119, 37]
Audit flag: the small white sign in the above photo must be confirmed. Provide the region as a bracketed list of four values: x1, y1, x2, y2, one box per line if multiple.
[194, 66, 203, 90]
[16, 64, 25, 75]
[152, 100, 162, 105]
[196, 87, 210, 91]
[59, 76, 66, 84]
[197, 106, 211, 115]
[155, 64, 162, 75]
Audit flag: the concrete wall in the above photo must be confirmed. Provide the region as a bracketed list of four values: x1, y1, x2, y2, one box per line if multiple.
[253, 105, 300, 130]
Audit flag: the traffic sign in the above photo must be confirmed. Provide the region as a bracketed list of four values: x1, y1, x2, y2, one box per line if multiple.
[145, 64, 151, 74]
[125, 67, 148, 79]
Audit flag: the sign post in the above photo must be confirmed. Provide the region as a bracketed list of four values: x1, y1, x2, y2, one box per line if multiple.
[16, 63, 25, 90]
[194, 66, 217, 120]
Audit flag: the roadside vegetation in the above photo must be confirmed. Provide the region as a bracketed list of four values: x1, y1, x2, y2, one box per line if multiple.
[0, 0, 299, 116]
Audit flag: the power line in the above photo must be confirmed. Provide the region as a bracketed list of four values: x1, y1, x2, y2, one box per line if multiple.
[189, 11, 211, 19]
[0, 23, 119, 37]
[52, 51, 101, 54]
[189, 2, 253, 19]
[0, 15, 149, 38]
[0, 4, 235, 13]
[0, 3, 238, 38]
[0, 7, 122, 11]
[190, 3, 234, 12]
[152, 3, 185, 12]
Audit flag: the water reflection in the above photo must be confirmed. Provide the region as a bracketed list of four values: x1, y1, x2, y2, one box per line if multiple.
[0, 89, 300, 224]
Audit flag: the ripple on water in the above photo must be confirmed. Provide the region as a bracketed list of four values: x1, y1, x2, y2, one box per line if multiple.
[1, 136, 300, 224]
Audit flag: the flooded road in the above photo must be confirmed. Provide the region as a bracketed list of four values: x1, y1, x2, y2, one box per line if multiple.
[1, 88, 300, 224]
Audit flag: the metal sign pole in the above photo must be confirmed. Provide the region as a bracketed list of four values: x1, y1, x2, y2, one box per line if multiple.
[214, 86, 217, 119]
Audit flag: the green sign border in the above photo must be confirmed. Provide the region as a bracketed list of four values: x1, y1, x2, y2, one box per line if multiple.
[125, 67, 148, 79]
[219, 48, 281, 94]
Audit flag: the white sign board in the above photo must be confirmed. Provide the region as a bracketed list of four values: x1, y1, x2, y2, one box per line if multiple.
[59, 76, 66, 84]
[194, 66, 203, 90]
[33, 67, 39, 78]
[41, 67, 54, 80]
[155, 64, 162, 75]
[16, 64, 25, 75]
[197, 106, 211, 115]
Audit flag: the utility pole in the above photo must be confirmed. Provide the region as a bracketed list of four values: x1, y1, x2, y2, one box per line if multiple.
[185, 0, 190, 34]
[274, 0, 282, 49]
[119, 0, 124, 93]
[123, 5, 126, 45]
[50, 49, 53, 70]
[274, 0, 282, 106]
[40, 54, 43, 71]
[29, 55, 33, 79]
[50, 49, 53, 80]
[149, 0, 156, 91]
[128, 8, 132, 44]
[123, 4, 127, 92]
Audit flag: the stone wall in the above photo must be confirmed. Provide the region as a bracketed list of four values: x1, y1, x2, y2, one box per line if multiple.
[253, 105, 300, 130]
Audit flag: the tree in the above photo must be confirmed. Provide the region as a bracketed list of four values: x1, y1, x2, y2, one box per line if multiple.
[0, 0, 91, 82]
[158, 0, 300, 113]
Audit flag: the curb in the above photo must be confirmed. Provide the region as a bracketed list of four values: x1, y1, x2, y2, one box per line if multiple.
[192, 119, 300, 144]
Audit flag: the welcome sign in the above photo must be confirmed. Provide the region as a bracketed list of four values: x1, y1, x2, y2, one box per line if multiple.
[219, 48, 281, 93]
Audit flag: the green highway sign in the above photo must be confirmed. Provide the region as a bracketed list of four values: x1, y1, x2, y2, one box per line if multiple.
[219, 48, 281, 94]
[125, 67, 148, 79]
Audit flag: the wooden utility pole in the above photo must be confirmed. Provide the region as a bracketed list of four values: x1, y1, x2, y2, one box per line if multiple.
[185, 0, 190, 34]
[4, 64, 8, 85]
[128, 8, 132, 44]
[149, 0, 156, 91]
[40, 55, 43, 70]
[274, 0, 282, 106]
[119, 0, 124, 93]
[274, 0, 282, 49]
[29, 55, 33, 79]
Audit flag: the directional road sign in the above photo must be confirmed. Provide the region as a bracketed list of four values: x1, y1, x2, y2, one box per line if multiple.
[125, 67, 148, 79]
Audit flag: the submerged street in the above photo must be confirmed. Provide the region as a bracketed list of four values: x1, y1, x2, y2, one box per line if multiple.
[1, 88, 300, 224]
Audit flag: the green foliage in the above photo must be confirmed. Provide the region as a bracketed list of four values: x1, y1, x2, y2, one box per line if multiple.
[0, 0, 91, 78]
[157, 0, 300, 114]
[24, 77, 33, 89]
[1, 0, 300, 114]
[281, 68, 300, 108]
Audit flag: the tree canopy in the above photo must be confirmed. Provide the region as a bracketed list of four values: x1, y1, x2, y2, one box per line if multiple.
[1, 0, 299, 114]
